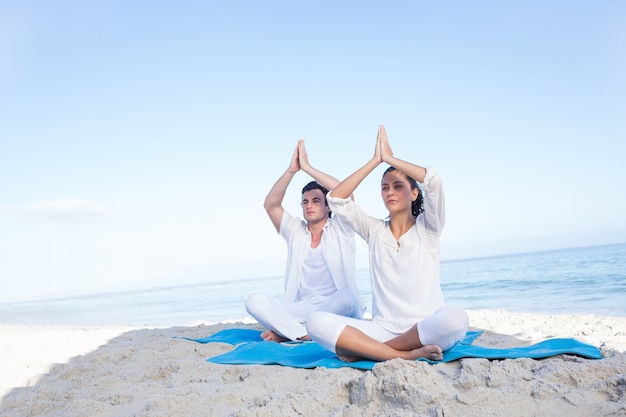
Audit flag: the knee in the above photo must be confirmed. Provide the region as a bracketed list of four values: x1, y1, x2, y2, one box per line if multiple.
[245, 293, 270, 315]
[447, 306, 470, 334]
[439, 306, 470, 350]
[336, 288, 361, 316]
[305, 311, 331, 340]
[435, 306, 469, 337]
[419, 306, 470, 350]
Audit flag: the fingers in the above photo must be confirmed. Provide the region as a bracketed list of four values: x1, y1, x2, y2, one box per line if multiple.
[289, 141, 300, 172]
[378, 124, 393, 162]
[298, 139, 306, 156]
[373, 125, 384, 162]
[298, 139, 310, 167]
[378, 124, 387, 142]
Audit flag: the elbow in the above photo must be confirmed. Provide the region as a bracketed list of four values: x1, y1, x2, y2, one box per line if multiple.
[263, 196, 277, 213]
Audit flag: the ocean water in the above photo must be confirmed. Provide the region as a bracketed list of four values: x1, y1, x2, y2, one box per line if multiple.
[0, 243, 624, 326]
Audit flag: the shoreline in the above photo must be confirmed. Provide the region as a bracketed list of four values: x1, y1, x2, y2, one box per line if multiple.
[1, 310, 625, 416]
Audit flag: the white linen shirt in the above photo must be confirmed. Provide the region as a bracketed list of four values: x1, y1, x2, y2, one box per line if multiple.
[327, 168, 446, 333]
[279, 211, 366, 318]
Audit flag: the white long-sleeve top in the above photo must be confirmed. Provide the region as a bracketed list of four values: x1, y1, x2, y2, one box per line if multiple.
[327, 168, 446, 333]
[279, 211, 366, 318]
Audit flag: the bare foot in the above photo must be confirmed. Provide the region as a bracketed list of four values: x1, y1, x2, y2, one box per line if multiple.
[404, 344, 443, 361]
[261, 330, 289, 342]
[297, 335, 311, 341]
[337, 344, 443, 363]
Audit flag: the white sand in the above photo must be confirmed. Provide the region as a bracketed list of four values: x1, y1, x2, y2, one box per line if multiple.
[1, 310, 625, 416]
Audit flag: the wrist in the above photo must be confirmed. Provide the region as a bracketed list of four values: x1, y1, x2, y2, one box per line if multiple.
[382, 154, 396, 166]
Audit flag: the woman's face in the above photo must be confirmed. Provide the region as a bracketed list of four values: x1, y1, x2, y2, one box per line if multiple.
[381, 170, 418, 214]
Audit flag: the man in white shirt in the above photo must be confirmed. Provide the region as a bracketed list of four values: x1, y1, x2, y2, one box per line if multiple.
[245, 139, 365, 342]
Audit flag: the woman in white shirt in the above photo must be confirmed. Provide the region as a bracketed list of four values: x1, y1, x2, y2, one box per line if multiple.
[306, 125, 469, 362]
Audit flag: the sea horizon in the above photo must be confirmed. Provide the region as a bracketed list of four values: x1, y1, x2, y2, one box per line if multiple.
[4, 241, 623, 305]
[1, 241, 624, 326]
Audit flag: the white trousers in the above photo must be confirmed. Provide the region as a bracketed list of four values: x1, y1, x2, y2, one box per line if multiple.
[306, 305, 469, 353]
[245, 288, 361, 341]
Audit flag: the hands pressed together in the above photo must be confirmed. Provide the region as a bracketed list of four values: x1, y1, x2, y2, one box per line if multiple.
[374, 124, 394, 165]
[288, 139, 312, 174]
[291, 124, 394, 174]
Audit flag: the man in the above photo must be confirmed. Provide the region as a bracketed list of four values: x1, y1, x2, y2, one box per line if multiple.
[245, 139, 365, 342]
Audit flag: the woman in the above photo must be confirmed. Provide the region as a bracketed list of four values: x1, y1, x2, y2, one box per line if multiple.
[306, 125, 469, 362]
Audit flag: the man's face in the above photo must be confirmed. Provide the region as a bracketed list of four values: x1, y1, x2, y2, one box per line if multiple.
[301, 189, 330, 223]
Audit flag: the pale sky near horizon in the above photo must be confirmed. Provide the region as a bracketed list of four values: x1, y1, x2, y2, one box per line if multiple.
[1, 1, 625, 303]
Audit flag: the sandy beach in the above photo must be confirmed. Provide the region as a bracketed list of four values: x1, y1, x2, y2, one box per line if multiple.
[1, 310, 625, 416]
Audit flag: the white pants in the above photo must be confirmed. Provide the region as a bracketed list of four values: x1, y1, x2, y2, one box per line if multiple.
[306, 305, 469, 353]
[245, 288, 361, 341]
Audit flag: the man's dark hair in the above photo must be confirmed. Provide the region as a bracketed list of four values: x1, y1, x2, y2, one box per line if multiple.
[301, 181, 332, 218]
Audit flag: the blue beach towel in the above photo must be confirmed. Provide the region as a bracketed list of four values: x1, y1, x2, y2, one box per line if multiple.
[193, 329, 602, 370]
[193, 328, 267, 344]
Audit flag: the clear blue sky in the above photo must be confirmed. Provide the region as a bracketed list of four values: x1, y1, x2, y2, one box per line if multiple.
[1, 1, 625, 302]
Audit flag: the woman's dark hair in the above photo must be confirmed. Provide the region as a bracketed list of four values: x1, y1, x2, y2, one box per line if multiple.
[301, 181, 332, 218]
[383, 166, 424, 218]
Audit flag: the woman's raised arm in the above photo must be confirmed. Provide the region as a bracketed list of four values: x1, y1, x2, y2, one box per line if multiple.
[330, 125, 384, 198]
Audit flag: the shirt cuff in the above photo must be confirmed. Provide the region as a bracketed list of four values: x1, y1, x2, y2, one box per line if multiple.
[326, 193, 352, 207]
[422, 167, 439, 188]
